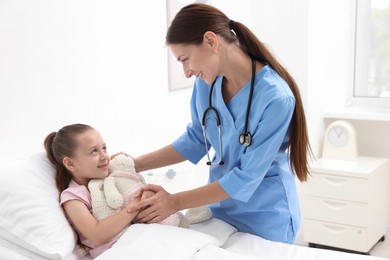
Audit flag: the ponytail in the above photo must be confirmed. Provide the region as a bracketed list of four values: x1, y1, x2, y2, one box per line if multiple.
[233, 21, 313, 181]
[44, 132, 73, 193]
[43, 124, 93, 192]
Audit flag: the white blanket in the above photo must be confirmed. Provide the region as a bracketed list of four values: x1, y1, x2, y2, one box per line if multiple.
[96, 218, 387, 260]
[96, 223, 218, 260]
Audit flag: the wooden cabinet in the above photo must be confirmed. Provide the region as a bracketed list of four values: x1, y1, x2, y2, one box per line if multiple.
[303, 157, 389, 253]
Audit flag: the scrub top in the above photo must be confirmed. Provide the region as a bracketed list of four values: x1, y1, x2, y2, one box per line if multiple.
[172, 64, 300, 244]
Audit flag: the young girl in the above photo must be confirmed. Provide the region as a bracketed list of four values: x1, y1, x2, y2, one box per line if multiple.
[44, 123, 142, 258]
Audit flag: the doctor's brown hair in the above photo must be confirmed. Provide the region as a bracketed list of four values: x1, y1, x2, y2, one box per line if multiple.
[166, 3, 312, 181]
[44, 124, 94, 192]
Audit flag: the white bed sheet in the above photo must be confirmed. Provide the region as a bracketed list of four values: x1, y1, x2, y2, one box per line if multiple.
[1, 218, 387, 260]
[95, 218, 387, 260]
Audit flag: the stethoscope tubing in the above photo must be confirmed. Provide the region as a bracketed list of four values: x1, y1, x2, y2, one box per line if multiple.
[202, 57, 256, 165]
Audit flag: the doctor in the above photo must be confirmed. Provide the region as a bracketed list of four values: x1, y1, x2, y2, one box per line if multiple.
[127, 3, 312, 244]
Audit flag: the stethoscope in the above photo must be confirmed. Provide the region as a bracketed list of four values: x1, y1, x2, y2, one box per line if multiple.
[202, 58, 256, 165]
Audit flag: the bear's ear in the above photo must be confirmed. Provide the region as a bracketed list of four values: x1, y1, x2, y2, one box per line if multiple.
[104, 176, 124, 209]
[109, 154, 135, 174]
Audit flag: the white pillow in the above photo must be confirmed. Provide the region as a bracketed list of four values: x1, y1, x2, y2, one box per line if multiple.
[0, 152, 77, 259]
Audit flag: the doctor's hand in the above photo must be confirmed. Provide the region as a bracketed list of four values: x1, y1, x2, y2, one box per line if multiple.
[128, 184, 179, 224]
[141, 190, 155, 201]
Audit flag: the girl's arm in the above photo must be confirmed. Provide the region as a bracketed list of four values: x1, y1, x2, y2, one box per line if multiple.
[62, 198, 140, 246]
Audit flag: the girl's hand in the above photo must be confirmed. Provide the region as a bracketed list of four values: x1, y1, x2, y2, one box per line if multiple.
[131, 190, 155, 223]
[127, 184, 178, 223]
[124, 193, 141, 212]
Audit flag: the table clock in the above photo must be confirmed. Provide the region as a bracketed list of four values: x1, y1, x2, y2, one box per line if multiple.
[322, 120, 358, 160]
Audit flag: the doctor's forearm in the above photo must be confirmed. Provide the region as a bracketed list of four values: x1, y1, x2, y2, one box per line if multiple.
[174, 181, 230, 210]
[134, 144, 185, 173]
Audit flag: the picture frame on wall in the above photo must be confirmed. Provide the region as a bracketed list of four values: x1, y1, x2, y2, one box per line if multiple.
[166, 0, 196, 91]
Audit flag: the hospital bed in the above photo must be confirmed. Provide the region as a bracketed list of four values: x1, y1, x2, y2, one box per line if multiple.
[0, 152, 387, 260]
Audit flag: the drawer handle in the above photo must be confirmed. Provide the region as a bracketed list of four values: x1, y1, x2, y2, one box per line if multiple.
[324, 177, 347, 186]
[323, 200, 347, 210]
[323, 224, 346, 234]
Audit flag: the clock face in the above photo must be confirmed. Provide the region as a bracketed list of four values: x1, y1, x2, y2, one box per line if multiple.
[327, 126, 349, 147]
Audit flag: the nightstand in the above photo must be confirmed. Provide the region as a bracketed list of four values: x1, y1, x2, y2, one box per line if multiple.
[303, 157, 389, 254]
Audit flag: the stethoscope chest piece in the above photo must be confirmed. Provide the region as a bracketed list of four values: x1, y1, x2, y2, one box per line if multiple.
[239, 132, 252, 146]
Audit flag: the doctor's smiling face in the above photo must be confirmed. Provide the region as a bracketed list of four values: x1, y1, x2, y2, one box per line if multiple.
[169, 31, 220, 85]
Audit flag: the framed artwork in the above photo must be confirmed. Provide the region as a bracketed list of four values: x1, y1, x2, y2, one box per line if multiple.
[166, 0, 210, 91]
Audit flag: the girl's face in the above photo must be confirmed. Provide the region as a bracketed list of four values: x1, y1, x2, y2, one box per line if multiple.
[64, 129, 110, 186]
[169, 32, 220, 85]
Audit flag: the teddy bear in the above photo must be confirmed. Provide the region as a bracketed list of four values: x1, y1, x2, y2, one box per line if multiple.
[88, 154, 212, 239]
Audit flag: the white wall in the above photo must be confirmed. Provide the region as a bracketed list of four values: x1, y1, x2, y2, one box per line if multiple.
[0, 0, 251, 169]
[0, 0, 191, 163]
[252, 0, 308, 104]
[307, 0, 357, 156]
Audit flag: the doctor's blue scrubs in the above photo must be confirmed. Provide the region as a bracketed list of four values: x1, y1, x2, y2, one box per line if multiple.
[172, 65, 300, 244]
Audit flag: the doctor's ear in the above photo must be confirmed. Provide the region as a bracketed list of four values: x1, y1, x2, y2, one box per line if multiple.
[203, 31, 218, 48]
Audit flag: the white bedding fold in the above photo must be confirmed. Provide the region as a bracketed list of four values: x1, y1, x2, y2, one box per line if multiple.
[192, 244, 258, 260]
[189, 218, 237, 246]
[96, 223, 221, 260]
[95, 218, 388, 260]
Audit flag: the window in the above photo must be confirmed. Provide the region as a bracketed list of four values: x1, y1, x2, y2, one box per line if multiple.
[354, 0, 390, 98]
